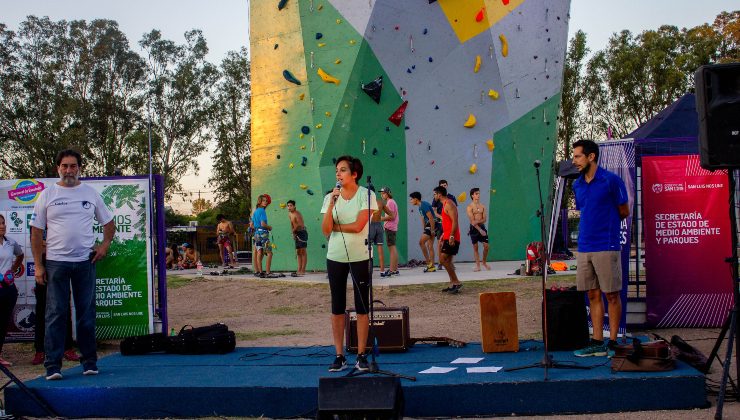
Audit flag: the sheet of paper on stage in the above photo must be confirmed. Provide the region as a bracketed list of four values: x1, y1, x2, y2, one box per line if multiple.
[419, 366, 457, 374]
[466, 366, 503, 373]
[451, 357, 484, 364]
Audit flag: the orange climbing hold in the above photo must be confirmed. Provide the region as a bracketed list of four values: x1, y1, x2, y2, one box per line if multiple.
[475, 8, 485, 22]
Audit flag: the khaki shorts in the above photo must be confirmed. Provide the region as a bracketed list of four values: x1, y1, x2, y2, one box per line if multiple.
[576, 251, 622, 293]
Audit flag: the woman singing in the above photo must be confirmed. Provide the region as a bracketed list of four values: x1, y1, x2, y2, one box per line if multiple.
[321, 155, 377, 372]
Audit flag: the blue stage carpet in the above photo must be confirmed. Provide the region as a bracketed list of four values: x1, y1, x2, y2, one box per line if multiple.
[7, 341, 706, 417]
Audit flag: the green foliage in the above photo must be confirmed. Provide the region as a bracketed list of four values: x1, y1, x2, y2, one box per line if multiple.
[235, 329, 306, 341]
[165, 207, 192, 226]
[557, 30, 589, 162]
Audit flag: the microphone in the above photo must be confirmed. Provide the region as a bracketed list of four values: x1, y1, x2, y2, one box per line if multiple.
[334, 181, 341, 201]
[533, 160, 541, 168]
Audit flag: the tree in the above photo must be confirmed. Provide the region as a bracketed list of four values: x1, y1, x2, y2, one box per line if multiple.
[139, 29, 219, 199]
[191, 197, 213, 215]
[713, 11, 740, 63]
[209, 47, 251, 220]
[557, 30, 589, 161]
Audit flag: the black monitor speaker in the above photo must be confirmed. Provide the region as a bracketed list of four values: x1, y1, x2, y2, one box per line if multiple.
[695, 63, 740, 169]
[317, 376, 404, 419]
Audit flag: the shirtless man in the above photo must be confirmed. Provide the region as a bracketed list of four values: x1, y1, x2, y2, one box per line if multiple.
[179, 243, 199, 269]
[287, 200, 308, 276]
[466, 188, 490, 271]
[216, 214, 238, 267]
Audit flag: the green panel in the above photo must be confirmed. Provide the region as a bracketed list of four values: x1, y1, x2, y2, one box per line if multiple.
[489, 94, 560, 260]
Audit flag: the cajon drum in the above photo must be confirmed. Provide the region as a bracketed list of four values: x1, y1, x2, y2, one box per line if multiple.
[479, 292, 519, 352]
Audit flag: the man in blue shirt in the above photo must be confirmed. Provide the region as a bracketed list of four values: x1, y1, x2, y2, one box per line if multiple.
[571, 140, 629, 357]
[251, 194, 273, 278]
[409, 191, 437, 272]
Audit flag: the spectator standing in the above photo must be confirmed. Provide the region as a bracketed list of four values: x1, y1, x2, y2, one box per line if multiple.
[466, 187, 491, 271]
[379, 187, 399, 277]
[287, 200, 308, 276]
[409, 192, 437, 272]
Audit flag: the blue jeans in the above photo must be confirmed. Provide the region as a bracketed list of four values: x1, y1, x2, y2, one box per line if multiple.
[44, 259, 97, 370]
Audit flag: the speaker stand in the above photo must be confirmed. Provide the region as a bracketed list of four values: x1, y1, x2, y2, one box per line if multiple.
[504, 161, 589, 380]
[0, 364, 58, 417]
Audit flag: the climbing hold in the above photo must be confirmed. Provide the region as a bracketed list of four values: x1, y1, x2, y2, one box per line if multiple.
[406, 68, 412, 74]
[279, 203, 286, 209]
[430, 160, 435, 165]
[487, 139, 495, 151]
[336, 18, 342, 24]
[301, 126, 310, 134]
[349, 39, 356, 45]
[457, 192, 467, 203]
[474, 55, 481, 73]
[300, 145, 306, 150]
[315, 123, 322, 129]
[405, 126, 410, 130]
[299, 133, 304, 139]
[334, 58, 341, 64]
[488, 89, 499, 100]
[283, 70, 301, 85]
[317, 4, 323, 10]
[325, 111, 331, 117]
[491, 189, 496, 194]
[282, 109, 288, 114]
[428, 57, 433, 62]
[299, 93, 305, 100]
[475, 8, 485, 22]
[344, 104, 349, 108]
[388, 101, 409, 127]
[469, 163, 477, 174]
[299, 184, 308, 190]
[289, 163, 295, 168]
[502, 0, 509, 5]
[412, 65, 416, 70]
[278, 0, 288, 10]
[277, 154, 281, 159]
[315, 33, 323, 40]
[372, 148, 378, 155]
[385, 127, 390, 132]
[463, 114, 477, 128]
[361, 76, 383, 103]
[415, 177, 419, 181]
[274, 44, 279, 49]
[395, 26, 399, 30]
[332, 157, 337, 164]
[307, 189, 314, 195]
[317, 42, 326, 47]
[390, 152, 395, 158]
[301, 156, 308, 166]
[318, 68, 340, 84]
[423, 28, 428, 35]
[499, 34, 508, 57]
[402, 90, 407, 96]
[434, 105, 439, 110]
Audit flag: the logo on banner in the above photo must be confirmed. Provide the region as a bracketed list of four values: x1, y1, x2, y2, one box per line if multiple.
[8, 212, 24, 234]
[652, 184, 663, 194]
[8, 179, 45, 204]
[13, 306, 35, 332]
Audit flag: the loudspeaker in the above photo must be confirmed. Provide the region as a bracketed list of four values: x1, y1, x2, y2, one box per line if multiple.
[345, 307, 410, 353]
[317, 376, 404, 420]
[695, 63, 740, 169]
[545, 289, 589, 351]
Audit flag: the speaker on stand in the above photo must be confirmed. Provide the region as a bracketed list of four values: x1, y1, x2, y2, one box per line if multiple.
[695, 63, 740, 170]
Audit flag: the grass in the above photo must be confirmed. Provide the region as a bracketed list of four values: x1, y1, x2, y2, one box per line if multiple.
[266, 305, 309, 315]
[236, 329, 307, 341]
[167, 275, 197, 289]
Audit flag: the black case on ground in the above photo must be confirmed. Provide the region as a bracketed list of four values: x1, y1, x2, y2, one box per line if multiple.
[120, 333, 169, 355]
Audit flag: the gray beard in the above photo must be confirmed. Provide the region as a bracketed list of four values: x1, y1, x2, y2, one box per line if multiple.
[59, 174, 79, 186]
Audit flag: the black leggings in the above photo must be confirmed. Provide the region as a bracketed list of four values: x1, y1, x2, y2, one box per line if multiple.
[0, 287, 18, 353]
[327, 259, 371, 315]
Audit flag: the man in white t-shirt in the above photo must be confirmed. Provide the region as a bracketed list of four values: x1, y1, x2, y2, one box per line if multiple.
[30, 149, 115, 381]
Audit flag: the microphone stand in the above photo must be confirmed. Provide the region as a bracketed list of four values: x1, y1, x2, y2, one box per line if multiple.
[346, 175, 416, 381]
[505, 160, 589, 380]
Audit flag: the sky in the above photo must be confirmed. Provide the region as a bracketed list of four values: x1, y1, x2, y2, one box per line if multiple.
[1, 0, 736, 212]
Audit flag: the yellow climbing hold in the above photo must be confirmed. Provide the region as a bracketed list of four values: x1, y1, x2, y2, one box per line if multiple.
[299, 93, 305, 100]
[336, 18, 342, 24]
[457, 192, 467, 203]
[318, 42, 326, 47]
[325, 111, 331, 117]
[491, 189, 496, 194]
[317, 67, 340, 85]
[474, 55, 481, 73]
[499, 34, 508, 57]
[299, 133, 304, 139]
[300, 184, 308, 190]
[464, 114, 477, 128]
[317, 4, 323, 10]
[315, 123, 323, 129]
[289, 163, 295, 168]
[271, 243, 277, 249]
[334, 58, 342, 64]
[349, 39, 356, 45]
[469, 163, 477, 174]
[300, 145, 306, 150]
[279, 203, 287, 209]
[487, 139, 495, 151]
[344, 104, 349, 108]
[488, 89, 499, 100]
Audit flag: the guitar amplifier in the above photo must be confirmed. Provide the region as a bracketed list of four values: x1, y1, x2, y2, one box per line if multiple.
[345, 307, 410, 353]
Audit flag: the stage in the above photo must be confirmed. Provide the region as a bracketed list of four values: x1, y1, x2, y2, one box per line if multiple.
[7, 340, 706, 418]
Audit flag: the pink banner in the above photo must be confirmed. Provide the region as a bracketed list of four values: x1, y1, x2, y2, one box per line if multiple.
[642, 155, 733, 327]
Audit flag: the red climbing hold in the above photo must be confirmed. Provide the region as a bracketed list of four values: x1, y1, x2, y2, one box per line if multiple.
[502, 0, 510, 5]
[388, 101, 409, 127]
[476, 9, 484, 22]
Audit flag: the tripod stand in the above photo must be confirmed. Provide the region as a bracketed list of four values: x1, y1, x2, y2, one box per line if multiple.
[505, 160, 589, 380]
[703, 170, 740, 419]
[0, 364, 58, 417]
[345, 176, 415, 381]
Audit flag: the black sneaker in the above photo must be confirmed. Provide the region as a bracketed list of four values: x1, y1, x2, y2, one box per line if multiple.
[355, 353, 370, 371]
[390, 270, 400, 276]
[441, 285, 454, 292]
[45, 367, 63, 380]
[451, 283, 463, 293]
[328, 355, 347, 372]
[83, 362, 99, 376]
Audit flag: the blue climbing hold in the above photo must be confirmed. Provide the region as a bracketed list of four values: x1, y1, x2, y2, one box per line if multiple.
[390, 152, 395, 158]
[372, 148, 378, 155]
[405, 126, 410, 130]
[316, 33, 323, 40]
[277, 154, 281, 159]
[301, 156, 308, 166]
[428, 57, 433, 62]
[411, 65, 416, 69]
[283, 70, 301, 85]
[307, 189, 314, 195]
[423, 28, 428, 35]
[332, 157, 337, 164]
[282, 109, 288, 114]
[278, 0, 288, 10]
[385, 127, 390, 132]
[301, 126, 310, 134]
[434, 105, 439, 110]
[274, 44, 279, 49]
[406, 68, 412, 74]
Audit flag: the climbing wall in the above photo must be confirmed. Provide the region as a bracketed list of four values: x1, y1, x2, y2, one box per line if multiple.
[250, 0, 571, 270]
